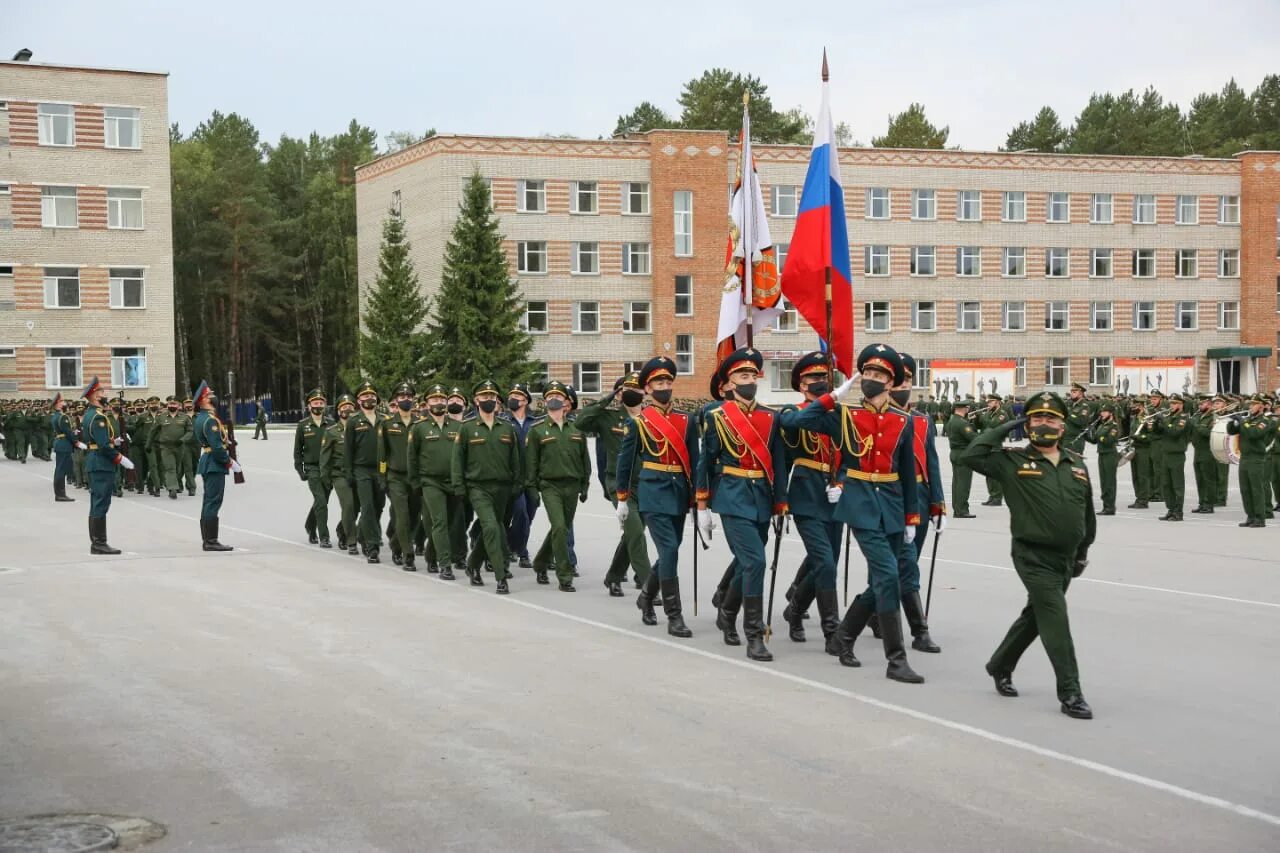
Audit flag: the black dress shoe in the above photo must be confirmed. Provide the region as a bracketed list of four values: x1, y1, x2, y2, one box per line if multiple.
[1250, 519, 1266, 528]
[1060, 695, 1093, 719]
[1191, 506, 1209, 514]
[1239, 519, 1255, 527]
[496, 579, 510, 595]
[348, 545, 360, 556]
[319, 538, 332, 549]
[990, 672, 1018, 697]
[559, 581, 576, 592]
[367, 551, 380, 564]
[1099, 509, 1115, 515]
[518, 556, 534, 569]
[1128, 501, 1148, 509]
[392, 552, 403, 566]
[536, 571, 549, 585]
[169, 490, 177, 500]
[439, 565, 456, 580]
[308, 533, 319, 545]
[981, 498, 1002, 506]
[954, 512, 976, 518]
[606, 581, 623, 597]
[470, 569, 485, 586]
[55, 495, 75, 502]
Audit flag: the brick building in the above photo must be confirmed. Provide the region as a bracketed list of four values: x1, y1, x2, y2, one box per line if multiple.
[355, 131, 1280, 403]
[0, 57, 175, 397]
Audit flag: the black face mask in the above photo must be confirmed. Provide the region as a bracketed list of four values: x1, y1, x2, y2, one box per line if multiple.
[1028, 423, 1062, 447]
[447, 402, 464, 415]
[397, 399, 413, 411]
[621, 389, 644, 408]
[339, 411, 351, 420]
[168, 405, 179, 413]
[806, 381, 829, 397]
[507, 397, 523, 411]
[478, 399, 498, 414]
[889, 390, 911, 408]
[734, 383, 758, 402]
[310, 406, 323, 416]
[545, 398, 565, 411]
[861, 379, 887, 399]
[360, 399, 375, 410]
[651, 388, 672, 405]
[429, 403, 446, 416]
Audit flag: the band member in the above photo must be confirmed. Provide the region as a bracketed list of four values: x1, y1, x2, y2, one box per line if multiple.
[1086, 404, 1122, 515]
[295, 389, 333, 547]
[453, 379, 521, 593]
[944, 397, 977, 517]
[345, 381, 386, 563]
[1190, 396, 1218, 514]
[977, 394, 1009, 506]
[1226, 395, 1277, 528]
[82, 377, 133, 554]
[1151, 394, 1192, 522]
[615, 356, 700, 637]
[194, 380, 237, 552]
[51, 393, 78, 502]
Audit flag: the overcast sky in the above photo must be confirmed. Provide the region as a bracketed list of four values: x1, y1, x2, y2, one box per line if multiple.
[8, 0, 1280, 151]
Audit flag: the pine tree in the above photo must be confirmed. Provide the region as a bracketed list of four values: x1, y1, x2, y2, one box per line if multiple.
[358, 211, 431, 393]
[872, 103, 949, 149]
[424, 171, 535, 390]
[1003, 106, 1068, 152]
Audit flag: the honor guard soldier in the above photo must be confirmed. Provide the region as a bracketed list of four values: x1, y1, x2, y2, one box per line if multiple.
[1152, 394, 1193, 521]
[525, 381, 591, 591]
[408, 384, 461, 579]
[977, 394, 1009, 506]
[194, 380, 237, 551]
[945, 397, 977, 517]
[381, 382, 421, 570]
[615, 356, 700, 637]
[1062, 383, 1093, 454]
[155, 395, 193, 500]
[295, 389, 333, 547]
[345, 381, 387, 562]
[960, 391, 1096, 720]
[322, 394, 358, 554]
[82, 377, 133, 554]
[1086, 403, 1122, 515]
[51, 393, 78, 502]
[1226, 395, 1277, 528]
[699, 348, 787, 661]
[789, 344, 924, 683]
[453, 379, 522, 593]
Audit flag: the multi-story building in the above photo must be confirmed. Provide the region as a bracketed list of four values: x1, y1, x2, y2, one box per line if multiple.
[355, 130, 1280, 403]
[0, 56, 174, 398]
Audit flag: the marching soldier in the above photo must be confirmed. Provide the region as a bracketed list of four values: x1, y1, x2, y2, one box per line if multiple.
[1226, 395, 1276, 528]
[1086, 403, 1122, 515]
[82, 377, 133, 554]
[453, 379, 521, 593]
[254, 400, 269, 440]
[155, 395, 193, 500]
[977, 394, 1008, 506]
[145, 395, 165, 497]
[294, 389, 333, 548]
[380, 382, 421, 570]
[445, 386, 473, 566]
[321, 394, 358, 554]
[1062, 383, 1093, 454]
[525, 381, 591, 591]
[945, 397, 977, 518]
[1152, 394, 1192, 521]
[50, 393, 78, 502]
[345, 381, 386, 563]
[962, 391, 1096, 720]
[408, 384, 461, 579]
[194, 381, 237, 551]
[615, 356, 700, 637]
[108, 398, 126, 496]
[502, 383, 540, 569]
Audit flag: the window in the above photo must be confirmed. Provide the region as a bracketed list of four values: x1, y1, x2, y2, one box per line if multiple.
[911, 246, 936, 276]
[572, 242, 599, 274]
[107, 188, 144, 229]
[1047, 192, 1070, 223]
[624, 182, 649, 215]
[0, 184, 8, 195]
[1090, 357, 1112, 387]
[675, 334, 694, 374]
[865, 188, 890, 219]
[1045, 358, 1070, 386]
[1218, 300, 1240, 330]
[773, 298, 798, 332]
[1218, 195, 1239, 225]
[1175, 301, 1198, 331]
[0, 346, 13, 358]
[518, 179, 546, 213]
[622, 242, 651, 275]
[574, 301, 599, 333]
[390, 189, 401, 217]
[673, 191, 693, 256]
[571, 181, 598, 214]
[573, 362, 602, 394]
[1133, 301, 1156, 331]
[771, 185, 798, 217]
[1176, 194, 1198, 225]
[1176, 249, 1198, 278]
[1132, 249, 1156, 278]
[104, 106, 141, 149]
[864, 301, 890, 332]
[956, 246, 980, 277]
[43, 267, 80, 308]
[1003, 191, 1026, 222]
[1015, 357, 1027, 387]
[1133, 194, 1156, 224]
[1045, 248, 1069, 278]
[1090, 301, 1113, 331]
[957, 190, 981, 221]
[911, 301, 936, 332]
[45, 347, 82, 388]
[1090, 249, 1113, 278]
[775, 242, 789, 272]
[523, 300, 548, 334]
[1001, 301, 1026, 332]
[41, 186, 78, 228]
[913, 358, 932, 390]
[109, 267, 145, 308]
[111, 347, 147, 388]
[623, 301, 651, 333]
[864, 245, 889, 276]
[1045, 301, 1069, 332]
[770, 359, 797, 392]
[957, 300, 982, 332]
[1219, 249, 1240, 278]
[532, 362, 549, 388]
[37, 103, 74, 146]
[912, 189, 936, 220]
[1003, 247, 1026, 277]
[1090, 193, 1113, 224]
[517, 241, 547, 273]
[674, 275, 693, 316]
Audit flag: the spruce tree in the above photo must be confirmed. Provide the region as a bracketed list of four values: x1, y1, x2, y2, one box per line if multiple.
[358, 211, 431, 393]
[872, 103, 949, 149]
[425, 171, 535, 390]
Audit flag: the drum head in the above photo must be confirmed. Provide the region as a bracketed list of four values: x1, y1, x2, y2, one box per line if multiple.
[1210, 419, 1241, 465]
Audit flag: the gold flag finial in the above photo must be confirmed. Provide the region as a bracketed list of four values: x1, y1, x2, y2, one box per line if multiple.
[743, 90, 750, 107]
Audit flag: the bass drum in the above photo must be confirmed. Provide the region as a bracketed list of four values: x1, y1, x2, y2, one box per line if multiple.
[1210, 418, 1241, 465]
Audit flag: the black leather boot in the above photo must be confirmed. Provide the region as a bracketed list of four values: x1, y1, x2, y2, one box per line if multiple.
[89, 517, 120, 555]
[202, 518, 233, 552]
[902, 591, 940, 653]
[784, 583, 814, 642]
[867, 612, 882, 640]
[661, 578, 692, 638]
[816, 589, 841, 656]
[439, 562, 456, 581]
[879, 611, 924, 683]
[426, 561, 439, 574]
[742, 596, 773, 661]
[403, 553, 416, 572]
[716, 584, 742, 646]
[637, 573, 659, 626]
[836, 597, 873, 667]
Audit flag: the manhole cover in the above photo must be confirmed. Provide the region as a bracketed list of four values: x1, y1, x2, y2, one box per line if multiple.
[0, 818, 117, 852]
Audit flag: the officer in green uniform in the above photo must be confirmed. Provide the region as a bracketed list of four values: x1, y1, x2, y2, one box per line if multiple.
[154, 395, 193, 500]
[293, 389, 332, 547]
[453, 379, 521, 594]
[82, 377, 133, 554]
[180, 397, 198, 496]
[945, 397, 977, 517]
[525, 381, 590, 591]
[408, 384, 460, 579]
[321, 395, 358, 554]
[1268, 399, 1280, 514]
[1127, 397, 1155, 509]
[1062, 383, 1093, 454]
[380, 382, 420, 571]
[445, 387, 473, 565]
[345, 381, 386, 562]
[1226, 395, 1276, 527]
[1145, 389, 1167, 503]
[961, 390, 1096, 720]
[1209, 397, 1231, 507]
[254, 400, 269, 439]
[1190, 396, 1219, 514]
[144, 395, 164, 496]
[9, 400, 28, 462]
[132, 397, 152, 495]
[977, 394, 1008, 505]
[1086, 403, 1121, 515]
[1151, 394, 1193, 521]
[194, 381, 236, 551]
[51, 393, 78, 502]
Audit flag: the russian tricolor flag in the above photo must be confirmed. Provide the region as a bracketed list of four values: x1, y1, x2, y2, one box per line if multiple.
[781, 53, 853, 375]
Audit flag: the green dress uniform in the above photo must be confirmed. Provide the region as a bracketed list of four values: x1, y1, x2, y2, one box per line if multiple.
[1145, 396, 1166, 502]
[180, 402, 198, 495]
[294, 392, 333, 547]
[133, 406, 153, 494]
[977, 398, 1009, 505]
[1226, 403, 1278, 527]
[1268, 413, 1280, 513]
[81, 378, 125, 554]
[1151, 401, 1193, 519]
[1085, 414, 1121, 514]
[525, 383, 591, 589]
[144, 397, 164, 495]
[1189, 407, 1220, 514]
[154, 398, 194, 498]
[408, 390, 462, 578]
[51, 400, 78, 501]
[1128, 409, 1156, 508]
[344, 384, 387, 561]
[452, 379, 522, 590]
[379, 387, 421, 570]
[1062, 387, 1093, 454]
[960, 391, 1096, 717]
[944, 407, 977, 516]
[194, 382, 234, 551]
[321, 400, 357, 553]
[9, 404, 28, 461]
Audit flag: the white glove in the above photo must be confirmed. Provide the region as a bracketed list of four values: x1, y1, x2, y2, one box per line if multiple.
[936, 513, 949, 532]
[615, 501, 629, 528]
[230, 460, 243, 474]
[825, 485, 843, 504]
[697, 508, 716, 541]
[0, 432, 4, 441]
[831, 374, 859, 402]
[118, 455, 135, 471]
[76, 441, 88, 450]
[113, 437, 124, 447]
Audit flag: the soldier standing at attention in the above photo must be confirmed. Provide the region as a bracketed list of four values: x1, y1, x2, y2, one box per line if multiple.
[345, 382, 386, 563]
[977, 394, 1008, 506]
[1189, 396, 1219, 514]
[945, 397, 977, 518]
[525, 381, 590, 592]
[194, 381, 237, 552]
[1152, 394, 1193, 522]
[321, 394, 358, 554]
[50, 392, 78, 502]
[453, 379, 521, 594]
[254, 400, 269, 440]
[82, 377, 133, 554]
[1145, 389, 1167, 504]
[1226, 395, 1276, 528]
[380, 382, 421, 571]
[1127, 397, 1155, 509]
[1062, 383, 1093, 454]
[1086, 403, 1122, 515]
[408, 384, 461, 580]
[961, 391, 1096, 720]
[615, 356, 700, 637]
[294, 389, 333, 548]
[155, 395, 193, 500]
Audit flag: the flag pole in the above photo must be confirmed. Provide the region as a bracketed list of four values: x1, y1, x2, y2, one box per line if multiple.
[821, 49, 834, 383]
[742, 90, 754, 349]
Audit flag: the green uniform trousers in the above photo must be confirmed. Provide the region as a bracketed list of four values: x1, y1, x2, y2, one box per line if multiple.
[89, 470, 115, 518]
[352, 469, 385, 551]
[467, 484, 512, 581]
[987, 540, 1081, 701]
[147, 444, 162, 491]
[604, 494, 653, 585]
[159, 443, 183, 492]
[331, 478, 356, 547]
[985, 475, 1003, 503]
[1192, 451, 1218, 510]
[201, 471, 225, 520]
[1239, 460, 1269, 522]
[306, 470, 331, 540]
[1148, 446, 1165, 501]
[1270, 457, 1280, 510]
[386, 471, 417, 558]
[950, 458, 973, 515]
[1215, 461, 1229, 506]
[186, 446, 199, 491]
[532, 481, 582, 584]
[1160, 453, 1187, 514]
[1096, 452, 1117, 513]
[1131, 448, 1153, 502]
[74, 448, 87, 487]
[418, 480, 456, 566]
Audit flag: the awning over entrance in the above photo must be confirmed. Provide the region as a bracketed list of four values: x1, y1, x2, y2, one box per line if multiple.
[1206, 346, 1272, 359]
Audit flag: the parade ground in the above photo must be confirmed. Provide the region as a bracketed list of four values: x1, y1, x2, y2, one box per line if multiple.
[2, 433, 1278, 852]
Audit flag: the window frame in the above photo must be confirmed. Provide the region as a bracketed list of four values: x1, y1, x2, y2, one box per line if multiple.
[911, 189, 936, 221]
[1002, 247, 1026, 278]
[771, 185, 798, 218]
[41, 185, 78, 229]
[523, 300, 548, 334]
[910, 301, 937, 332]
[1174, 300, 1199, 331]
[675, 334, 694, 375]
[623, 182, 650, 215]
[1045, 247, 1069, 278]
[1090, 193, 1113, 224]
[1090, 248, 1113, 279]
[864, 300, 891, 333]
[864, 245, 890, 277]
[1090, 300, 1113, 332]
[571, 241, 599, 275]
[37, 103, 75, 147]
[673, 190, 693, 256]
[45, 346, 83, 389]
[1132, 301, 1157, 332]
[103, 106, 141, 150]
[956, 246, 981, 277]
[1047, 192, 1070, 223]
[674, 274, 694, 316]
[957, 189, 982, 222]
[773, 298, 798, 333]
[1218, 248, 1240, 279]
[570, 180, 598, 215]
[865, 188, 890, 220]
[43, 267, 81, 309]
[1045, 357, 1070, 387]
[573, 300, 600, 334]
[1044, 300, 1070, 332]
[106, 187, 144, 230]
[910, 245, 936, 277]
[1218, 300, 1240, 331]
[1176, 248, 1199, 279]
[622, 242, 651, 275]
[956, 300, 982, 332]
[573, 362, 602, 394]
[1002, 191, 1026, 223]
[1089, 356, 1112, 387]
[1218, 195, 1239, 225]
[1176, 194, 1198, 225]
[1001, 300, 1026, 332]
[1132, 194, 1156, 224]
[108, 267, 146, 309]
[623, 300, 652, 334]
[110, 346, 148, 389]
[517, 179, 546, 213]
[516, 240, 547, 274]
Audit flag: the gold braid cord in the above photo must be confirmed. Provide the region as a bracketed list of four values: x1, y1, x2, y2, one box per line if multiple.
[840, 406, 873, 459]
[712, 409, 747, 461]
